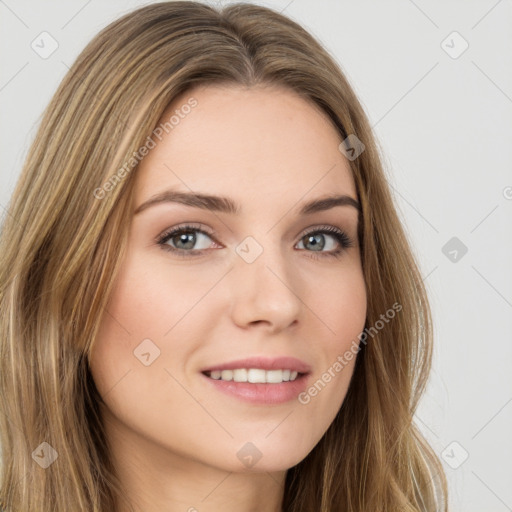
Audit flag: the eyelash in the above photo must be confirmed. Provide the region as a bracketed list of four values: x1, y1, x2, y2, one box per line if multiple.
[155, 223, 354, 260]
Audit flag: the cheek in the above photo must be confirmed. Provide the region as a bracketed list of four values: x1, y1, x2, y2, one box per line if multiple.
[88, 252, 166, 400]
[309, 260, 367, 345]
[295, 265, 366, 427]
[88, 249, 220, 397]
[99, 249, 217, 338]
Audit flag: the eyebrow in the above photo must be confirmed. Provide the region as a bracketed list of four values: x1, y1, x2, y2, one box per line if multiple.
[134, 190, 361, 216]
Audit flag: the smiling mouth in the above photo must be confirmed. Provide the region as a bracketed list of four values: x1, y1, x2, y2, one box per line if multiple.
[202, 368, 306, 384]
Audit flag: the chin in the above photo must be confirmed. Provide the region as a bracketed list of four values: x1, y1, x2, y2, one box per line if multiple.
[225, 443, 314, 474]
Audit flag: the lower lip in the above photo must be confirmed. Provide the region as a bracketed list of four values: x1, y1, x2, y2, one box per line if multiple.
[201, 372, 310, 405]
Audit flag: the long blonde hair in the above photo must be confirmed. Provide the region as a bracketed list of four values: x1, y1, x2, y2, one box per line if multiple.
[0, 2, 448, 510]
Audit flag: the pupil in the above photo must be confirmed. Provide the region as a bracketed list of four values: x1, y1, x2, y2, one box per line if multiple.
[175, 232, 195, 250]
[306, 234, 324, 251]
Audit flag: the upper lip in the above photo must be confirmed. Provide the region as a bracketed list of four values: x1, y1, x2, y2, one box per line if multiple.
[201, 356, 312, 374]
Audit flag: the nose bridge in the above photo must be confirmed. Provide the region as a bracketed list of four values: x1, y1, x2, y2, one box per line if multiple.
[229, 232, 302, 329]
[235, 230, 288, 281]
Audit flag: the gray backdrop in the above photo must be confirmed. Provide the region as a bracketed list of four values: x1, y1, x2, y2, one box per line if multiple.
[1, 1, 511, 510]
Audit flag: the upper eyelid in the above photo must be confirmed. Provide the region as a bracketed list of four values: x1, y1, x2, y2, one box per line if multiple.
[158, 223, 348, 236]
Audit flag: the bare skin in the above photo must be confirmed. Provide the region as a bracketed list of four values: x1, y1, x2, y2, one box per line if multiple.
[89, 83, 367, 512]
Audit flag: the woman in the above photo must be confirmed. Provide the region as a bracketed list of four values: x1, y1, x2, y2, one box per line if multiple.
[0, 1, 448, 511]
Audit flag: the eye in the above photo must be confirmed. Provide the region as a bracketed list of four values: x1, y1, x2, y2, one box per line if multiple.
[156, 223, 354, 259]
[296, 225, 354, 259]
[156, 224, 218, 256]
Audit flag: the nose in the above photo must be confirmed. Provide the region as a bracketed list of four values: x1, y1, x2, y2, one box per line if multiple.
[229, 241, 302, 333]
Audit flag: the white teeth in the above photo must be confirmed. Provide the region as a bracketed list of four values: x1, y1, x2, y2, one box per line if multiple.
[206, 368, 301, 383]
[221, 370, 233, 381]
[248, 369, 266, 383]
[265, 370, 283, 384]
[233, 369, 248, 382]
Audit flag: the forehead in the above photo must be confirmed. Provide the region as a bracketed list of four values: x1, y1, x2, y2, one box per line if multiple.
[134, 84, 356, 212]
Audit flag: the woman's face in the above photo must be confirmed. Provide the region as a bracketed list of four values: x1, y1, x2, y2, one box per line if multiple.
[89, 84, 367, 475]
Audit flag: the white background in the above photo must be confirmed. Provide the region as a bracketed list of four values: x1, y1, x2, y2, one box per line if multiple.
[1, 1, 511, 510]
